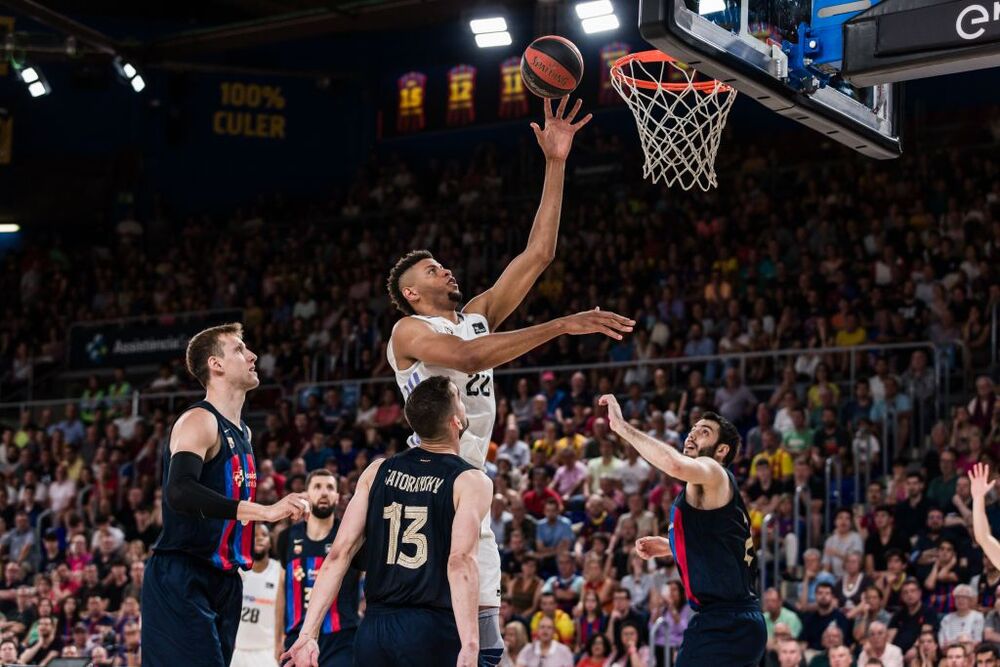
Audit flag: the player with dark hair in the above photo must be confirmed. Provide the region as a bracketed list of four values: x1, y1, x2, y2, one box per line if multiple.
[599, 395, 766, 666]
[143, 323, 310, 667]
[281, 376, 493, 667]
[277, 469, 360, 667]
[385, 98, 632, 662]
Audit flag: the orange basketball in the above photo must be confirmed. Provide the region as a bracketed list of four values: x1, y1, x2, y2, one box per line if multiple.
[520, 35, 584, 98]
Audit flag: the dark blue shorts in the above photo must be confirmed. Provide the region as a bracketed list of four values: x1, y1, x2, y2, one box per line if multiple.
[353, 606, 460, 667]
[284, 627, 355, 667]
[141, 551, 243, 667]
[675, 605, 767, 667]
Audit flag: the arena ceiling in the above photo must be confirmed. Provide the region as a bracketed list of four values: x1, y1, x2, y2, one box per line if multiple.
[2, 0, 538, 59]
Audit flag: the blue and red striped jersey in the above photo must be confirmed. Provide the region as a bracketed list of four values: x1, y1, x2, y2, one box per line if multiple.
[281, 521, 360, 638]
[668, 469, 759, 611]
[153, 400, 257, 572]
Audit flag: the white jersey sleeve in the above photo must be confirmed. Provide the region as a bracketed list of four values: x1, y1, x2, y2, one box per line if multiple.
[235, 559, 281, 651]
[387, 312, 497, 470]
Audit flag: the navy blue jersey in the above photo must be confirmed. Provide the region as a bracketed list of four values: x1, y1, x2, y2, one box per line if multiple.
[281, 522, 360, 636]
[668, 469, 758, 611]
[362, 447, 474, 610]
[153, 401, 257, 572]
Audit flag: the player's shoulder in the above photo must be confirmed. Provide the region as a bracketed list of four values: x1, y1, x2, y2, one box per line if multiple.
[455, 467, 492, 496]
[390, 314, 439, 339]
[170, 407, 219, 441]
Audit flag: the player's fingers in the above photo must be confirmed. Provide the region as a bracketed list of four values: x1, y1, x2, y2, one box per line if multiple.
[544, 97, 554, 119]
[596, 325, 623, 340]
[556, 95, 568, 119]
[573, 112, 593, 129]
[565, 98, 583, 123]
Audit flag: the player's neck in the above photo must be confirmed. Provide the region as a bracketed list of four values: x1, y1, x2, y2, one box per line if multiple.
[416, 305, 459, 324]
[251, 556, 269, 573]
[306, 515, 334, 540]
[205, 386, 247, 425]
[419, 442, 459, 456]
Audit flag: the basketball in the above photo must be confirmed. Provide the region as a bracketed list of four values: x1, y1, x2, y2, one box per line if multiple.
[520, 35, 584, 98]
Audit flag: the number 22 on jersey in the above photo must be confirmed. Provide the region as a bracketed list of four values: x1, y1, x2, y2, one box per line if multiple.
[383, 502, 428, 569]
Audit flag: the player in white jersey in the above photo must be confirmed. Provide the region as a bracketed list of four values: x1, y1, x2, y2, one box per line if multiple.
[386, 96, 634, 664]
[233, 524, 282, 667]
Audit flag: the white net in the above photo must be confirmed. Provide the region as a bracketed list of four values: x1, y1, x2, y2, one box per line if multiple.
[611, 53, 737, 191]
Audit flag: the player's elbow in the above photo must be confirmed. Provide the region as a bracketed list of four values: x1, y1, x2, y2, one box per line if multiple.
[164, 479, 197, 516]
[457, 345, 486, 374]
[447, 550, 478, 576]
[528, 246, 556, 266]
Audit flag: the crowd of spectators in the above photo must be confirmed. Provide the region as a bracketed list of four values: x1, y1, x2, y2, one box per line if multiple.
[0, 121, 996, 666]
[1, 125, 997, 401]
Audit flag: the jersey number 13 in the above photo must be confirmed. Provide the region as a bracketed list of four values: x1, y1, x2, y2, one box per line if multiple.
[383, 502, 429, 569]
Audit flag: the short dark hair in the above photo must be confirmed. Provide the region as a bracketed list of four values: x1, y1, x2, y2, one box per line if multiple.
[975, 643, 1000, 658]
[906, 471, 924, 483]
[874, 504, 894, 516]
[386, 250, 433, 315]
[700, 411, 741, 465]
[613, 587, 632, 600]
[815, 582, 835, 595]
[404, 376, 457, 441]
[306, 469, 336, 486]
[186, 322, 245, 388]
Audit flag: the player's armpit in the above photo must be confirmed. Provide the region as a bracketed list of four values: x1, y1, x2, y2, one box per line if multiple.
[463, 246, 553, 331]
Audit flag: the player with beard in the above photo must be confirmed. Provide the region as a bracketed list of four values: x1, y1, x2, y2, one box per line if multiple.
[233, 524, 283, 667]
[277, 470, 359, 667]
[386, 97, 633, 665]
[599, 394, 766, 666]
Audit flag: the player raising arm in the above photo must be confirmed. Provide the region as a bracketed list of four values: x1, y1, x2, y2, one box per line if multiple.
[970, 463, 1000, 569]
[598, 393, 766, 666]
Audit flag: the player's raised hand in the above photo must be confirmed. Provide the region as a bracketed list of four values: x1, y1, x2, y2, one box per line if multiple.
[280, 635, 319, 667]
[266, 492, 311, 523]
[561, 307, 634, 340]
[530, 96, 593, 162]
[970, 463, 995, 501]
[635, 536, 672, 561]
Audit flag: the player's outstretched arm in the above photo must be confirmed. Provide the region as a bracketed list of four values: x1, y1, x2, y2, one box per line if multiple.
[449, 469, 492, 667]
[280, 459, 380, 667]
[599, 395, 726, 487]
[167, 409, 309, 524]
[970, 463, 1000, 569]
[465, 97, 591, 331]
[393, 308, 634, 375]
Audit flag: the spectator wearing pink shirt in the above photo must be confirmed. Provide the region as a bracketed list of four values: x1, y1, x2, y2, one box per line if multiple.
[551, 447, 588, 511]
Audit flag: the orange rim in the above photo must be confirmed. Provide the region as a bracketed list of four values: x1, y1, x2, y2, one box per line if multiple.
[611, 50, 734, 93]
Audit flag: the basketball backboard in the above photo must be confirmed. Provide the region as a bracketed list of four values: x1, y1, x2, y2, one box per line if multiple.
[638, 0, 903, 157]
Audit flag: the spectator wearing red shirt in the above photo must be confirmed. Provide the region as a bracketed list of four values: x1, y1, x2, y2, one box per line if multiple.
[523, 466, 563, 519]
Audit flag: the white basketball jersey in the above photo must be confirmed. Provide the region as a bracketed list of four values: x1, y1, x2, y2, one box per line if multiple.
[236, 559, 281, 651]
[388, 312, 496, 470]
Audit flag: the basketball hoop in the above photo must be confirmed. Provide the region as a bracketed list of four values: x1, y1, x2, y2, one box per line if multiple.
[611, 51, 737, 191]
